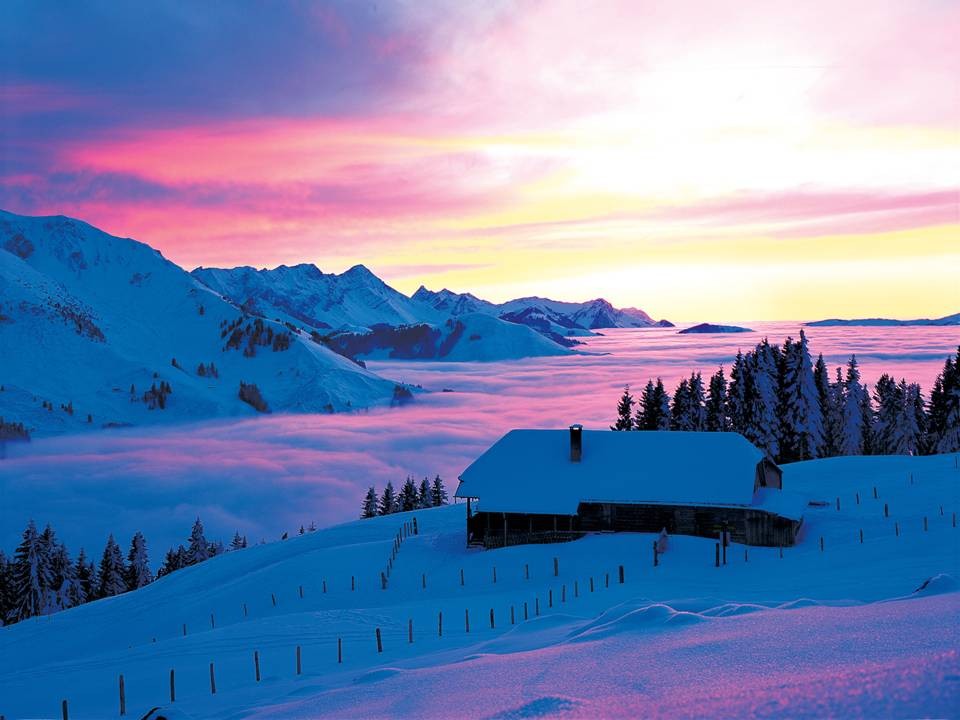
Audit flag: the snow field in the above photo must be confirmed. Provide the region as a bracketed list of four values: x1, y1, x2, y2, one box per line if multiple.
[1, 452, 958, 718]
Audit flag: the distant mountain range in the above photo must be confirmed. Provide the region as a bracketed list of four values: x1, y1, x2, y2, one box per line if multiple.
[678, 323, 753, 334]
[805, 314, 960, 327]
[0, 210, 669, 435]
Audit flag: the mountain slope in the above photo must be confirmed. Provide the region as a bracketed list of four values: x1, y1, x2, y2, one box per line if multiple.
[806, 313, 960, 327]
[193, 264, 439, 332]
[0, 211, 402, 436]
[0, 453, 956, 718]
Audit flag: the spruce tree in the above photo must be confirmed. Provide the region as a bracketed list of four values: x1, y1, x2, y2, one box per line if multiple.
[727, 351, 748, 434]
[417, 478, 431, 508]
[125, 532, 153, 590]
[635, 381, 655, 430]
[935, 348, 960, 453]
[670, 378, 692, 430]
[11, 519, 50, 621]
[97, 534, 127, 599]
[379, 481, 396, 515]
[430, 475, 448, 506]
[74, 549, 95, 605]
[780, 330, 824, 461]
[399, 476, 419, 512]
[38, 524, 60, 614]
[49, 541, 79, 612]
[0, 551, 12, 624]
[823, 367, 846, 457]
[361, 487, 379, 518]
[186, 518, 210, 565]
[706, 367, 729, 432]
[230, 532, 245, 551]
[872, 373, 900, 454]
[611, 385, 635, 431]
[840, 355, 867, 455]
[688, 372, 707, 430]
[743, 341, 781, 460]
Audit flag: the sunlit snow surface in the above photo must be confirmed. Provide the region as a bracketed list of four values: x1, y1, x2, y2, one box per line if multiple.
[1, 323, 957, 553]
[0, 453, 957, 718]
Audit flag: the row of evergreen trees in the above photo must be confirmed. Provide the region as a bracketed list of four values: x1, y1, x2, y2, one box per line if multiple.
[361, 475, 448, 518]
[0, 517, 234, 627]
[612, 333, 960, 463]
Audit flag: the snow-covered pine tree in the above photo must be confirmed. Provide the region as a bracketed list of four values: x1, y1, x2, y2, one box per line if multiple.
[430, 475, 448, 506]
[670, 378, 693, 430]
[125, 531, 153, 590]
[0, 550, 12, 624]
[688, 372, 707, 430]
[898, 380, 923, 455]
[230, 531, 245, 551]
[417, 477, 431, 508]
[635, 380, 655, 430]
[399, 476, 419, 512]
[823, 367, 845, 457]
[361, 487, 379, 518]
[934, 347, 960, 453]
[706, 367, 729, 432]
[744, 340, 781, 460]
[97, 534, 127, 599]
[611, 385, 635, 431]
[10, 520, 51, 621]
[379, 481, 396, 515]
[74, 548, 94, 605]
[860, 382, 876, 455]
[209, 540, 225, 556]
[48, 541, 79, 613]
[185, 518, 210, 565]
[780, 330, 825, 461]
[872, 373, 900, 455]
[840, 355, 867, 455]
[727, 351, 747, 435]
[38, 524, 61, 613]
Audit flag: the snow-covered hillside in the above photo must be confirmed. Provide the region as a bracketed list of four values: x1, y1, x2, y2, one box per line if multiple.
[0, 211, 402, 436]
[1, 453, 956, 719]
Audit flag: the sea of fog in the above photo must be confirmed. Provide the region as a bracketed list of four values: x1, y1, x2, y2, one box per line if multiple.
[1, 322, 957, 556]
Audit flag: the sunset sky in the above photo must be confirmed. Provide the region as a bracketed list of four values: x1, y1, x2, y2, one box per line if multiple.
[1, 1, 957, 321]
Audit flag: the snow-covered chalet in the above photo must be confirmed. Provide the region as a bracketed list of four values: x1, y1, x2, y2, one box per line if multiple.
[455, 425, 803, 548]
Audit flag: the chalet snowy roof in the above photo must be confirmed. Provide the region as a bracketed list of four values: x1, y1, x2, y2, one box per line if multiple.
[456, 429, 793, 517]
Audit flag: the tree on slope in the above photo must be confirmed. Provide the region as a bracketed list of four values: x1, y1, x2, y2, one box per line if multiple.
[230, 532, 246, 551]
[125, 531, 153, 590]
[361, 487, 379, 518]
[931, 348, 960, 453]
[417, 478, 431, 509]
[727, 351, 748, 435]
[840, 355, 867, 455]
[611, 385, 635, 431]
[670, 378, 693, 430]
[872, 374, 901, 455]
[430, 475, 448, 506]
[398, 476, 419, 512]
[186, 518, 210, 565]
[780, 330, 824, 461]
[97, 534, 127, 599]
[10, 520, 50, 621]
[743, 341, 781, 460]
[637, 379, 670, 430]
[74, 549, 95, 606]
[823, 367, 846, 457]
[379, 481, 397, 515]
[49, 540, 80, 612]
[0, 551, 13, 624]
[706, 367, 729, 432]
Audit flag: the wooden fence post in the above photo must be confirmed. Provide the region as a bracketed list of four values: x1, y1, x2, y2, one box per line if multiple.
[953, 512, 957, 528]
[210, 612, 215, 629]
[210, 662, 217, 694]
[590, 577, 595, 592]
[715, 543, 720, 567]
[895, 521, 900, 537]
[408, 619, 414, 644]
[924, 516, 928, 531]
[525, 563, 529, 580]
[182, 623, 187, 637]
[490, 608, 495, 628]
[574, 580, 579, 598]
[836, 497, 840, 511]
[119, 674, 126, 715]
[859, 529, 864, 544]
[465, 609, 470, 633]
[873, 486, 878, 499]
[884, 503, 889, 518]
[296, 645, 302, 675]
[254, 650, 261, 682]
[618, 565, 625, 583]
[438, 611, 443, 637]
[351, 575, 355, 591]
[299, 585, 304, 599]
[323, 579, 327, 593]
[243, 602, 248, 617]
[61, 700, 68, 720]
[561, 585, 566, 603]
[376, 628, 383, 653]
[422, 573, 426, 589]
[653, 540, 659, 567]
[535, 597, 540, 616]
[744, 549, 748, 563]
[492, 566, 497, 583]
[511, 605, 516, 624]
[553, 557, 559, 576]
[820, 536, 824, 552]
[271, 593, 277, 607]
[524, 601, 529, 620]
[413, 517, 418, 535]
[381, 572, 388, 590]
[548, 589, 553, 608]
[170, 668, 176, 702]
[338, 637, 343, 664]
[605, 572, 609, 588]
[460, 568, 465, 586]
[856, 492, 860, 505]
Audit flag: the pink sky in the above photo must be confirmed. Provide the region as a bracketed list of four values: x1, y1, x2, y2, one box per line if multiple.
[1, 1, 957, 319]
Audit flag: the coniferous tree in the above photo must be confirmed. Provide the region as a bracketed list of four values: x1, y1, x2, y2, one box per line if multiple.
[840, 355, 867, 456]
[97, 534, 127, 599]
[185, 518, 210, 565]
[743, 340, 781, 460]
[230, 532, 245, 551]
[706, 367, 729, 432]
[399, 476, 419, 512]
[74, 549, 95, 605]
[611, 385, 635, 431]
[934, 348, 960, 453]
[417, 477, 432, 508]
[727, 351, 747, 434]
[11, 520, 50, 621]
[38, 524, 60, 614]
[430, 475, 448, 506]
[823, 367, 846, 457]
[780, 330, 825, 461]
[49, 541, 79, 612]
[0, 551, 13, 624]
[899, 380, 924, 455]
[125, 532, 153, 590]
[872, 374, 900, 455]
[635, 381, 655, 430]
[688, 372, 707, 430]
[379, 481, 396, 515]
[361, 487, 379, 518]
[670, 378, 693, 430]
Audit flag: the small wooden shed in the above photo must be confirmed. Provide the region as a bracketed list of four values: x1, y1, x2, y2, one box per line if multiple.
[455, 426, 802, 548]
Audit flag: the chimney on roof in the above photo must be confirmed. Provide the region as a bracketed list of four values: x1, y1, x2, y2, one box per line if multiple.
[569, 424, 583, 462]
